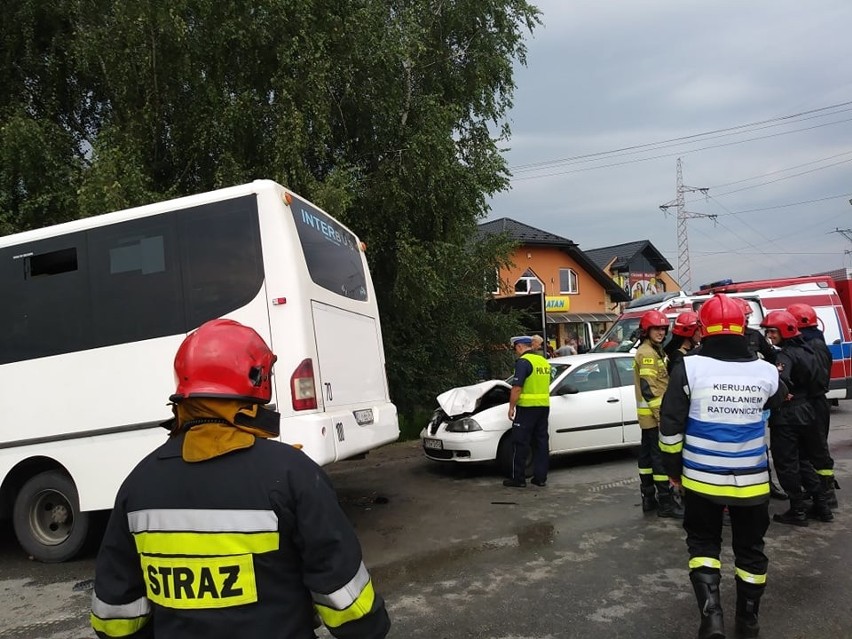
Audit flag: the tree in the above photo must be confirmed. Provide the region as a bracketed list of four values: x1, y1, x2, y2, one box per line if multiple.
[0, 0, 540, 417]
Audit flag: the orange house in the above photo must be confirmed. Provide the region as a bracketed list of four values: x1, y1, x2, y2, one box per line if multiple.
[584, 240, 679, 310]
[479, 218, 630, 351]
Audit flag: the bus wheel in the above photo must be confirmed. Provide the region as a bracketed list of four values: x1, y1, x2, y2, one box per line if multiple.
[12, 471, 90, 563]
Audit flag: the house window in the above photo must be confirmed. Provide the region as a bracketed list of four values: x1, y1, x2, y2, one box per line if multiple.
[487, 268, 500, 295]
[515, 269, 543, 295]
[560, 268, 578, 294]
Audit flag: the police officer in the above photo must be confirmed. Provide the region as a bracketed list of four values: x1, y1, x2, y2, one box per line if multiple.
[787, 302, 839, 509]
[761, 310, 834, 526]
[664, 310, 700, 374]
[90, 319, 390, 639]
[634, 310, 683, 518]
[660, 294, 785, 639]
[504, 335, 551, 488]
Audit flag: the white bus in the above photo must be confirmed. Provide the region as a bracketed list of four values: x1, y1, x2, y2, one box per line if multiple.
[0, 180, 399, 562]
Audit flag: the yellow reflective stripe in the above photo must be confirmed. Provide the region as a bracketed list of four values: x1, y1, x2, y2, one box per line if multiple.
[638, 467, 653, 475]
[90, 614, 149, 637]
[315, 579, 376, 629]
[647, 397, 662, 408]
[682, 477, 769, 499]
[638, 368, 656, 376]
[518, 393, 550, 400]
[689, 557, 721, 570]
[140, 554, 258, 609]
[815, 469, 835, 477]
[659, 441, 683, 454]
[133, 531, 279, 556]
[735, 567, 766, 585]
[637, 408, 653, 416]
[652, 474, 668, 482]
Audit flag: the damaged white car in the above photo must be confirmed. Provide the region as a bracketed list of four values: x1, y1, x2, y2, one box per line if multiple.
[420, 353, 641, 475]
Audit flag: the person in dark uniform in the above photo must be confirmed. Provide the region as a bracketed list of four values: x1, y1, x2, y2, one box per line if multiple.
[737, 298, 777, 364]
[664, 310, 700, 374]
[504, 336, 551, 488]
[90, 319, 390, 639]
[787, 302, 839, 509]
[761, 310, 834, 526]
[660, 294, 786, 639]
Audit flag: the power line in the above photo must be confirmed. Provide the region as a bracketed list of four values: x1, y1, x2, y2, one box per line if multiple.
[509, 100, 852, 173]
[510, 116, 852, 181]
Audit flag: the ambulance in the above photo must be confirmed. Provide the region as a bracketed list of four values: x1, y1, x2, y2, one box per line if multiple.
[592, 275, 852, 401]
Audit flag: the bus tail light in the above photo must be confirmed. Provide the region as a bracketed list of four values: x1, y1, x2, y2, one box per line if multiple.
[291, 358, 317, 411]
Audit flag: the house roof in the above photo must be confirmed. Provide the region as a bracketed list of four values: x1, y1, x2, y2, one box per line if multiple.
[585, 240, 673, 272]
[479, 218, 630, 302]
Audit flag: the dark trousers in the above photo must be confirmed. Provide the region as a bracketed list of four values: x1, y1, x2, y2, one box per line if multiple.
[771, 421, 833, 500]
[684, 490, 769, 580]
[638, 427, 669, 493]
[510, 406, 550, 482]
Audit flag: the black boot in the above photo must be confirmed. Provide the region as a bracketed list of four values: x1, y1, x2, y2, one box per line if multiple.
[773, 497, 809, 527]
[734, 582, 762, 638]
[806, 494, 834, 522]
[690, 571, 726, 639]
[641, 485, 658, 512]
[657, 490, 685, 519]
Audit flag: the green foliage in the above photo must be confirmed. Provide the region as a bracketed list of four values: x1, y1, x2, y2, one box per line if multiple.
[0, 0, 540, 415]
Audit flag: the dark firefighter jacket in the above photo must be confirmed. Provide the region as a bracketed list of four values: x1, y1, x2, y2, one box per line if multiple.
[770, 336, 821, 426]
[90, 432, 390, 639]
[659, 335, 787, 506]
[800, 326, 832, 395]
[744, 326, 777, 364]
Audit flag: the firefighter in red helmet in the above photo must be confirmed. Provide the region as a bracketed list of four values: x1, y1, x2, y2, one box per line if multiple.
[660, 294, 786, 639]
[664, 310, 700, 374]
[736, 298, 776, 364]
[633, 310, 683, 518]
[761, 310, 835, 527]
[786, 302, 838, 508]
[91, 319, 390, 639]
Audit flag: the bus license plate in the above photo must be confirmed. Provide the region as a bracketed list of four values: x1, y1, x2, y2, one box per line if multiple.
[353, 409, 374, 425]
[423, 438, 443, 450]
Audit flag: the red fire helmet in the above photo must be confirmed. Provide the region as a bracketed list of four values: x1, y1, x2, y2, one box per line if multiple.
[697, 294, 745, 337]
[735, 297, 753, 317]
[639, 310, 669, 333]
[171, 319, 278, 403]
[760, 310, 801, 339]
[672, 311, 700, 338]
[786, 302, 818, 329]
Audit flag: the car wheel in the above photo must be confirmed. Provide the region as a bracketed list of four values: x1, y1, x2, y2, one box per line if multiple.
[12, 471, 90, 563]
[496, 433, 533, 478]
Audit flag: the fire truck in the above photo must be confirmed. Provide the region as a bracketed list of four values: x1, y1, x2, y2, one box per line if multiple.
[592, 274, 852, 401]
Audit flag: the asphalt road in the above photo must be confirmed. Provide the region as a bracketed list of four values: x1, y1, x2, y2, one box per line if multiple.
[2, 404, 851, 638]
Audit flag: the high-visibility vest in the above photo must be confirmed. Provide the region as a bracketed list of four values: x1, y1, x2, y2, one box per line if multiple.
[517, 352, 551, 407]
[674, 355, 778, 505]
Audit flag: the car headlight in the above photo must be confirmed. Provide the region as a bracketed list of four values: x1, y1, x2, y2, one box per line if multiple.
[445, 417, 482, 433]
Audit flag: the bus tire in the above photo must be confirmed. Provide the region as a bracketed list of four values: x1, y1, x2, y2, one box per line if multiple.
[12, 471, 90, 563]
[496, 433, 533, 478]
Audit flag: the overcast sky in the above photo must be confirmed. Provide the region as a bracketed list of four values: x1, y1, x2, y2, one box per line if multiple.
[488, 0, 852, 291]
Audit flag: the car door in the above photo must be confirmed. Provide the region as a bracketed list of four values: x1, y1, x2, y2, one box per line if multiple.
[613, 356, 641, 444]
[548, 358, 624, 453]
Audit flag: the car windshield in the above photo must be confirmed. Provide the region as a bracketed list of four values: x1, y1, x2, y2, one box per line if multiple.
[591, 317, 641, 352]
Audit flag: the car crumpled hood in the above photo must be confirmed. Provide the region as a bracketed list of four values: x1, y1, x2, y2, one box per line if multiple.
[436, 380, 512, 417]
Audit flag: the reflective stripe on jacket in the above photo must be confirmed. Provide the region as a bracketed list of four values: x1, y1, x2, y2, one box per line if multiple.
[633, 340, 668, 428]
[517, 352, 551, 407]
[91, 433, 389, 639]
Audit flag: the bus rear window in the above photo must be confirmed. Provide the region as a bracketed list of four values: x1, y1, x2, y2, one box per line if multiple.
[290, 196, 368, 301]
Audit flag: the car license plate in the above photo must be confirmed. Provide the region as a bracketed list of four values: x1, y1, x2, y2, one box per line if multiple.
[353, 409, 374, 425]
[423, 438, 443, 450]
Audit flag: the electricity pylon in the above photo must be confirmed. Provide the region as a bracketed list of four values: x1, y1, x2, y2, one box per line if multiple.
[659, 158, 716, 292]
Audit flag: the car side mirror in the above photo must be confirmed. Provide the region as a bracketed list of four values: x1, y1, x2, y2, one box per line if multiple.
[555, 384, 579, 396]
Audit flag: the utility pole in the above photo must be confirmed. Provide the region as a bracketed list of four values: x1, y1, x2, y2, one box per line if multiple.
[833, 227, 852, 243]
[659, 158, 716, 292]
